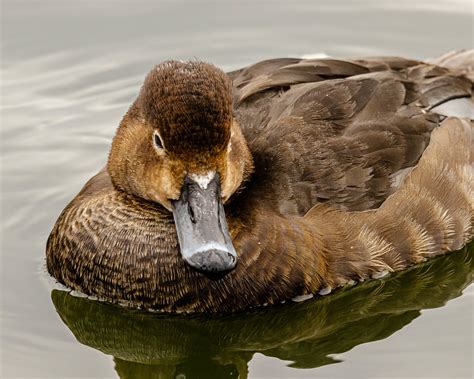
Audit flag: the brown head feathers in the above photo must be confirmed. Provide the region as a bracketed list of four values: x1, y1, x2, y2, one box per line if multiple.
[138, 61, 233, 157]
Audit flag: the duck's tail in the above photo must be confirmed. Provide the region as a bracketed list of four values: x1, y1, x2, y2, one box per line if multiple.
[304, 117, 473, 286]
[428, 49, 474, 81]
[428, 50, 474, 119]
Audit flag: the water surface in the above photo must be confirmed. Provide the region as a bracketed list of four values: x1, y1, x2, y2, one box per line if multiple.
[1, 1, 473, 378]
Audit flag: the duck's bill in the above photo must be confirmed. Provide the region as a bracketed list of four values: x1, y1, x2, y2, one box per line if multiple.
[172, 173, 237, 274]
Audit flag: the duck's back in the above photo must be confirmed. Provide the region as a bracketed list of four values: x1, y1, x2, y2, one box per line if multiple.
[230, 52, 473, 215]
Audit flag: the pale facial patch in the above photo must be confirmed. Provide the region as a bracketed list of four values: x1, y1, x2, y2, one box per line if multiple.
[189, 171, 216, 190]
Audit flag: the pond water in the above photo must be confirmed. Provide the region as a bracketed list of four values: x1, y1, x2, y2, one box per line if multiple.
[1, 1, 473, 378]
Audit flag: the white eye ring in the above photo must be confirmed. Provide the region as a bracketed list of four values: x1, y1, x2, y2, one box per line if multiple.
[153, 130, 165, 151]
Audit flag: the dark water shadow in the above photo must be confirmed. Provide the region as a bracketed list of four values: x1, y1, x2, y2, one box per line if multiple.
[51, 243, 473, 379]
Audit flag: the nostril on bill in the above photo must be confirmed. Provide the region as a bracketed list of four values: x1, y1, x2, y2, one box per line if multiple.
[187, 203, 196, 223]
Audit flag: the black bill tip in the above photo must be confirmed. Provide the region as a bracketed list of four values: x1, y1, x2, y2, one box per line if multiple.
[185, 247, 237, 273]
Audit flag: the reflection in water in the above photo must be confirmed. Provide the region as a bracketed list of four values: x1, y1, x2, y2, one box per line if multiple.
[52, 244, 472, 379]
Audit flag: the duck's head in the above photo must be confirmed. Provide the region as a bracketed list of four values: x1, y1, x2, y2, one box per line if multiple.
[108, 61, 253, 274]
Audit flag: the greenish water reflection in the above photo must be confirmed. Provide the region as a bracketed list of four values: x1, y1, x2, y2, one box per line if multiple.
[52, 243, 472, 379]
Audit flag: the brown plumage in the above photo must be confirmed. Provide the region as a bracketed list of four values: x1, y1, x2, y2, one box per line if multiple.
[139, 61, 233, 157]
[46, 51, 474, 313]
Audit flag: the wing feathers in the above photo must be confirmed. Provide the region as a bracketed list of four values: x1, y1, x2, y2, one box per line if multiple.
[236, 53, 473, 214]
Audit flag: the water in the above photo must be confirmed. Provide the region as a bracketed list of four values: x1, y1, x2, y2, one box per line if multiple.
[1, 1, 473, 377]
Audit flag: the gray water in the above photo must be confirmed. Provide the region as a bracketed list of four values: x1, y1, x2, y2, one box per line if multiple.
[1, 1, 473, 378]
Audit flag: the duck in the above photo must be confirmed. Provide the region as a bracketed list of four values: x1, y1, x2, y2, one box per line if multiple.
[46, 50, 474, 313]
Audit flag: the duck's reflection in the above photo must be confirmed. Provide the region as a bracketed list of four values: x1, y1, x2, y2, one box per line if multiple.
[52, 244, 472, 379]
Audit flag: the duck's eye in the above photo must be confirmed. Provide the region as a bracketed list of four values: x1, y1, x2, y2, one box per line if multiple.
[153, 130, 164, 150]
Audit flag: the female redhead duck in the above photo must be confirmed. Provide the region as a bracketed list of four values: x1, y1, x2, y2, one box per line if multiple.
[46, 50, 474, 313]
